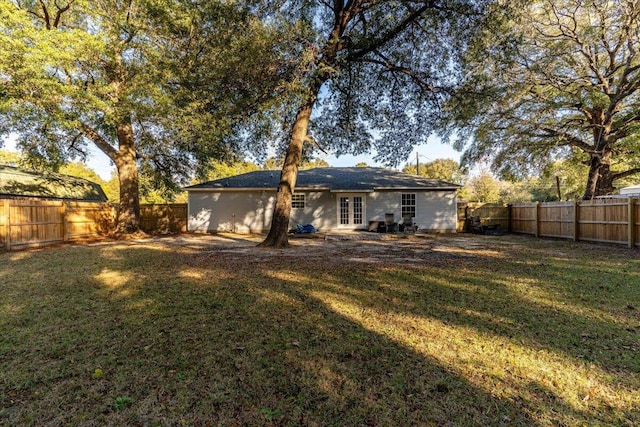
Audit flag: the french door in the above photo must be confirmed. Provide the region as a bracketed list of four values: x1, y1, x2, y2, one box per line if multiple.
[337, 194, 365, 228]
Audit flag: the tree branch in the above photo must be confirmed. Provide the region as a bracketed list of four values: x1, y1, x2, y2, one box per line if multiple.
[608, 111, 640, 142]
[345, 1, 435, 62]
[38, 0, 51, 29]
[355, 52, 435, 92]
[53, 0, 74, 29]
[611, 167, 640, 182]
[303, 135, 328, 154]
[539, 127, 593, 152]
[78, 122, 119, 161]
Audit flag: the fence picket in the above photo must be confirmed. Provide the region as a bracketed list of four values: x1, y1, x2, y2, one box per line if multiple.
[0, 198, 114, 250]
[500, 198, 635, 247]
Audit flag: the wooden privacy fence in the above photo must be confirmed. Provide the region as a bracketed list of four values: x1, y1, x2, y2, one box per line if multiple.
[3, 198, 637, 250]
[510, 198, 639, 248]
[0, 199, 189, 251]
[0, 198, 113, 251]
[459, 198, 639, 248]
[139, 203, 187, 234]
[457, 202, 510, 231]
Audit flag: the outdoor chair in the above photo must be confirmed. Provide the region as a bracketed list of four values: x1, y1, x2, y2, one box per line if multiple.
[468, 215, 485, 234]
[402, 214, 417, 233]
[385, 213, 397, 233]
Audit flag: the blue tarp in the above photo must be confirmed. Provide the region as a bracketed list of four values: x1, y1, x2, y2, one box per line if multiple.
[296, 224, 317, 234]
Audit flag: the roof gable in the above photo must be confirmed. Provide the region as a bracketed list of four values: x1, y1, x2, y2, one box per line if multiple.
[0, 165, 108, 202]
[186, 167, 461, 191]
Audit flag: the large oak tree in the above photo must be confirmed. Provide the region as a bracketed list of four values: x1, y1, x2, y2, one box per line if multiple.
[0, 0, 290, 232]
[443, 0, 640, 199]
[259, 0, 485, 247]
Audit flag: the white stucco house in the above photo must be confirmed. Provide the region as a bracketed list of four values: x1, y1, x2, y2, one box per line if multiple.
[185, 167, 460, 234]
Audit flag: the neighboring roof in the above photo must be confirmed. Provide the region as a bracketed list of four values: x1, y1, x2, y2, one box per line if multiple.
[186, 167, 461, 192]
[0, 165, 108, 202]
[620, 184, 640, 195]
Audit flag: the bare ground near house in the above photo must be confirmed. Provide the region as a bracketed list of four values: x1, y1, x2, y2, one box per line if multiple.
[88, 231, 508, 263]
[1, 233, 639, 426]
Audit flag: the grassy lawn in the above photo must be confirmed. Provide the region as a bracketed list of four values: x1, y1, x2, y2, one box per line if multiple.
[1, 234, 639, 426]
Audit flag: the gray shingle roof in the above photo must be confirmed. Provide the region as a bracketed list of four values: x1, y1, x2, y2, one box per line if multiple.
[186, 167, 460, 191]
[0, 165, 108, 202]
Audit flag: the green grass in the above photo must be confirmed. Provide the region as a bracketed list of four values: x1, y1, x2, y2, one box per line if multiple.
[1, 235, 639, 426]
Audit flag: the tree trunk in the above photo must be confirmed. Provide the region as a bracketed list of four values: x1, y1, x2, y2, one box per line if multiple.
[583, 150, 614, 199]
[583, 155, 600, 200]
[259, 102, 314, 247]
[595, 163, 615, 196]
[259, 8, 356, 247]
[114, 122, 141, 233]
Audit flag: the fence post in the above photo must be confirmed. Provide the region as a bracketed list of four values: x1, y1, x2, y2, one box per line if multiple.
[573, 201, 579, 242]
[629, 197, 636, 249]
[535, 202, 540, 237]
[2, 199, 10, 251]
[61, 201, 67, 242]
[464, 205, 470, 232]
[507, 204, 512, 233]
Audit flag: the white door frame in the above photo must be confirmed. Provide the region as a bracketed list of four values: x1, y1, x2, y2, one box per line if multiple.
[336, 193, 366, 229]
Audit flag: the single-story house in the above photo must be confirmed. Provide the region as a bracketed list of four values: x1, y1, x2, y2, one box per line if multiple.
[0, 164, 108, 202]
[185, 167, 460, 233]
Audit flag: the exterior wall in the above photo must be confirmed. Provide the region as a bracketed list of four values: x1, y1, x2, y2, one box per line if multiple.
[290, 191, 337, 230]
[188, 189, 458, 233]
[188, 191, 274, 233]
[366, 190, 458, 232]
[188, 190, 335, 233]
[415, 191, 458, 231]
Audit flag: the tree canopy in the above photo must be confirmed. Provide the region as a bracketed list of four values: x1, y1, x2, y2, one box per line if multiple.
[443, 0, 640, 199]
[259, 0, 487, 247]
[0, 0, 292, 231]
[402, 158, 467, 184]
[0, 149, 22, 167]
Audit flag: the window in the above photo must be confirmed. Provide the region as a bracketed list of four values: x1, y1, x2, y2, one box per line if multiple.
[401, 193, 416, 218]
[353, 196, 363, 224]
[292, 194, 305, 209]
[339, 196, 349, 224]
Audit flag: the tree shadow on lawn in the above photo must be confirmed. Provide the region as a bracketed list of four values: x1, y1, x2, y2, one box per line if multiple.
[1, 244, 536, 426]
[0, 241, 638, 426]
[350, 258, 639, 374]
[282, 243, 640, 425]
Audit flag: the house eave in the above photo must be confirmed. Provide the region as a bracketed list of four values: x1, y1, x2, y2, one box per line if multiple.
[185, 187, 272, 192]
[185, 186, 331, 192]
[186, 186, 460, 192]
[373, 186, 461, 191]
[329, 189, 373, 193]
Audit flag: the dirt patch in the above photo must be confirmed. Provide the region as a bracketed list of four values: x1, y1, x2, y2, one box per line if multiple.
[137, 232, 516, 267]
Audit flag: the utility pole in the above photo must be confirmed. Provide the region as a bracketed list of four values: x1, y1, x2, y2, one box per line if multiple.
[416, 152, 419, 175]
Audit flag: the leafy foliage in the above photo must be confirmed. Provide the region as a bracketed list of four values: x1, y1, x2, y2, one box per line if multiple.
[443, 0, 640, 197]
[402, 158, 467, 185]
[260, 0, 488, 246]
[0, 1, 295, 230]
[295, 1, 486, 166]
[460, 171, 501, 203]
[0, 149, 22, 167]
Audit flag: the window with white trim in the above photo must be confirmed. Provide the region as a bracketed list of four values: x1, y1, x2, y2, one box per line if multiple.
[353, 196, 363, 224]
[292, 194, 305, 209]
[401, 193, 416, 218]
